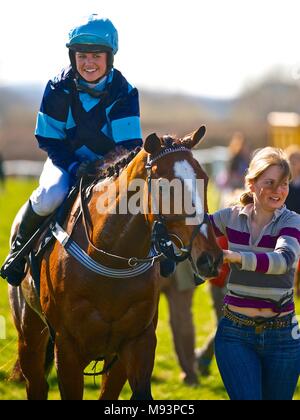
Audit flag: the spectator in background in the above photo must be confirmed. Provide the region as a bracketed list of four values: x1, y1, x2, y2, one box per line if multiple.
[195, 236, 229, 376]
[0, 152, 5, 190]
[160, 260, 199, 386]
[219, 133, 251, 209]
[285, 144, 300, 214]
[285, 144, 300, 297]
[227, 132, 250, 190]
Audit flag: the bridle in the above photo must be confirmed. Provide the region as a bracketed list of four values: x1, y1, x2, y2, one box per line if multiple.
[145, 146, 213, 284]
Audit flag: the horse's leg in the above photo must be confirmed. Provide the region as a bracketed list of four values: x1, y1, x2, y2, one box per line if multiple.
[18, 333, 51, 400]
[120, 322, 157, 400]
[9, 287, 51, 400]
[10, 340, 53, 383]
[99, 357, 127, 400]
[9, 359, 25, 383]
[163, 282, 198, 384]
[55, 333, 85, 400]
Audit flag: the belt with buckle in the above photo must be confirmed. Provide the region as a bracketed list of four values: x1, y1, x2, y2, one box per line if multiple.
[223, 306, 294, 334]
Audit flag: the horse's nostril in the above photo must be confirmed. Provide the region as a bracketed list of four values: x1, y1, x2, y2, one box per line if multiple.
[197, 253, 221, 277]
[197, 253, 210, 266]
[196, 253, 211, 272]
[210, 269, 219, 277]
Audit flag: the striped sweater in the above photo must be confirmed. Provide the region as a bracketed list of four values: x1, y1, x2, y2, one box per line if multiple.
[210, 204, 300, 306]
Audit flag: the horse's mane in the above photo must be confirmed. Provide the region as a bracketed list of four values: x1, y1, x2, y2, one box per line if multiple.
[95, 146, 142, 180]
[93, 135, 184, 181]
[160, 134, 193, 151]
[161, 135, 182, 148]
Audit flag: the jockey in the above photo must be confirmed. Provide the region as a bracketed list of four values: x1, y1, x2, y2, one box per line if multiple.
[1, 14, 143, 287]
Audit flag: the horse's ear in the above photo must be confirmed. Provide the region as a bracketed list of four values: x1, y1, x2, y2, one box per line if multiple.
[144, 133, 162, 155]
[181, 125, 206, 149]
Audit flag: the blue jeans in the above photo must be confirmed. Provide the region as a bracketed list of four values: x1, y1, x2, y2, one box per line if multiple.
[215, 313, 300, 400]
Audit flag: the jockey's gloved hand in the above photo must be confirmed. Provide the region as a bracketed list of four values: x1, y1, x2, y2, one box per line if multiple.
[76, 160, 91, 178]
[69, 160, 99, 180]
[68, 162, 80, 180]
[76, 160, 100, 178]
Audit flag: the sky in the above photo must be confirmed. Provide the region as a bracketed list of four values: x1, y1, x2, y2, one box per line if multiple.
[1, 0, 300, 98]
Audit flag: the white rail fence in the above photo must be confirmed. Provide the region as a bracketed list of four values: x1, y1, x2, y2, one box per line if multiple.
[3, 160, 44, 177]
[3, 147, 229, 177]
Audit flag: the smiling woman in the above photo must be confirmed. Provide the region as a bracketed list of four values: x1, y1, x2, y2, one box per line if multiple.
[0, 14, 143, 288]
[75, 52, 108, 82]
[209, 146, 300, 401]
[246, 149, 291, 213]
[219, 147, 295, 313]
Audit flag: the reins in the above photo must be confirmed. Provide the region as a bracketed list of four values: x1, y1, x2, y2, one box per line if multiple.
[79, 176, 164, 268]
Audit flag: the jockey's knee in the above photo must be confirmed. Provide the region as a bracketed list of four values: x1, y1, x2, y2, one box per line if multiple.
[30, 184, 69, 216]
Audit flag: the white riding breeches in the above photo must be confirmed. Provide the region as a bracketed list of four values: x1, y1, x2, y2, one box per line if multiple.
[30, 158, 71, 216]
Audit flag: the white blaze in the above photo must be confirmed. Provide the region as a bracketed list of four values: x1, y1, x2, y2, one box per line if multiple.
[174, 160, 204, 225]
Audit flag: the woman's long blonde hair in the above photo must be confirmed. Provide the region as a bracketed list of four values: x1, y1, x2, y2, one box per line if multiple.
[240, 147, 291, 206]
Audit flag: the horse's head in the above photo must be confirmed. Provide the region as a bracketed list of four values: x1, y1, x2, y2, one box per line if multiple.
[143, 126, 223, 282]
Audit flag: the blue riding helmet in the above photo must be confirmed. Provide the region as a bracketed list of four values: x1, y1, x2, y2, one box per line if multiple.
[66, 15, 118, 80]
[66, 14, 118, 55]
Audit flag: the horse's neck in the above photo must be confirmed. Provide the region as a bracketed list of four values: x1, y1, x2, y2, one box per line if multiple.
[90, 159, 150, 258]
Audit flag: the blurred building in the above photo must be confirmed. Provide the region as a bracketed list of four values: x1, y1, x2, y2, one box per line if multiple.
[268, 112, 300, 148]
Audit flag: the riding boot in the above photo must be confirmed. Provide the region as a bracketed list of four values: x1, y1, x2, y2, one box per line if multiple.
[0, 201, 47, 287]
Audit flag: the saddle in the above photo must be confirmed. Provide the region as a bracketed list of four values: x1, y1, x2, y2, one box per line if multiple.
[28, 183, 85, 296]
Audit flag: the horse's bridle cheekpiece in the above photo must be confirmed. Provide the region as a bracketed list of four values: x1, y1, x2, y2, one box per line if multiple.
[51, 146, 210, 284]
[146, 148, 210, 285]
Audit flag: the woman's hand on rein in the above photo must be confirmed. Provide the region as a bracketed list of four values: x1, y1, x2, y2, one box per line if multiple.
[223, 250, 242, 265]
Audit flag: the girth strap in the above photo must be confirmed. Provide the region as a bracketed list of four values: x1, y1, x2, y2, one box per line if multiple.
[50, 223, 158, 278]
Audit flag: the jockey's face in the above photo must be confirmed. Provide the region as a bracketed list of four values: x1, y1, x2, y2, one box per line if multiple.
[75, 52, 107, 82]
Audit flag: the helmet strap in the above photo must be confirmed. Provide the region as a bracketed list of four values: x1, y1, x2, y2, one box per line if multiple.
[69, 50, 78, 75]
[73, 77, 108, 98]
[106, 51, 114, 75]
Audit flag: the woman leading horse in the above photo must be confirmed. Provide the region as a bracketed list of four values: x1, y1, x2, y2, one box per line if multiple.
[8, 127, 222, 400]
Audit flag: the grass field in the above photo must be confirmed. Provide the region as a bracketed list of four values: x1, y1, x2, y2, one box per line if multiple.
[0, 178, 299, 400]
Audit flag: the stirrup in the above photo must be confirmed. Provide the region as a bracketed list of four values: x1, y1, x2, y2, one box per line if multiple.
[0, 256, 26, 286]
[1, 246, 27, 279]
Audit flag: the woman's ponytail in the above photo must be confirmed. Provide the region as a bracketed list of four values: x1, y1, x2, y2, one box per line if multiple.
[240, 191, 253, 206]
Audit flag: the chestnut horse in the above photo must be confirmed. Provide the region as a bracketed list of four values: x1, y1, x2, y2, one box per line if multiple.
[8, 126, 222, 400]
